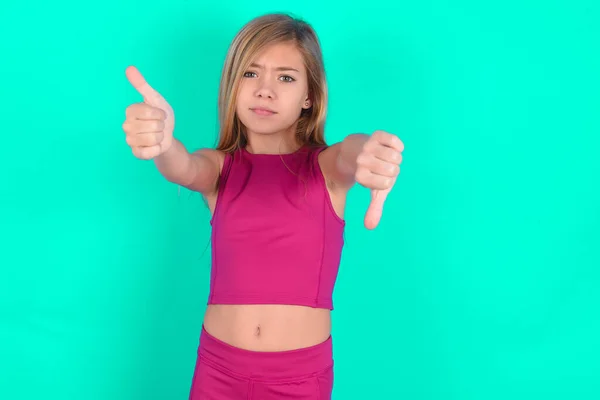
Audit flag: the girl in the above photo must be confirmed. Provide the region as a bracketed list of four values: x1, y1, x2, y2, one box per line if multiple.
[122, 12, 403, 400]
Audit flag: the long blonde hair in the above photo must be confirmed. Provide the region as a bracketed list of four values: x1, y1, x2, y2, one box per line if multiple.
[216, 13, 328, 153]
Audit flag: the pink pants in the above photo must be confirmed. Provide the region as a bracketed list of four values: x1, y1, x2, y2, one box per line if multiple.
[188, 326, 334, 400]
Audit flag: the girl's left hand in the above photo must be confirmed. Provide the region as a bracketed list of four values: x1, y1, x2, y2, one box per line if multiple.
[354, 130, 404, 230]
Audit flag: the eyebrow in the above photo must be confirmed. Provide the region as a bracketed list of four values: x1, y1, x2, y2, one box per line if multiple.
[249, 63, 300, 73]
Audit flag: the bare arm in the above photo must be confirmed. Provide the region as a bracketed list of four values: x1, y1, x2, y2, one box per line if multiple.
[318, 134, 370, 191]
[319, 130, 404, 229]
[319, 131, 404, 191]
[123, 66, 223, 197]
[154, 139, 222, 196]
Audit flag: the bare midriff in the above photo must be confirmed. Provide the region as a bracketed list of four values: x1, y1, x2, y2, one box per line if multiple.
[202, 304, 331, 352]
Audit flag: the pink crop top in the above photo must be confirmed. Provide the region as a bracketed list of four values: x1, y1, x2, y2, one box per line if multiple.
[207, 145, 345, 310]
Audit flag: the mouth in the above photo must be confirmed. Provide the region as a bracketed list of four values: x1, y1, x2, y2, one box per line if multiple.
[250, 107, 277, 116]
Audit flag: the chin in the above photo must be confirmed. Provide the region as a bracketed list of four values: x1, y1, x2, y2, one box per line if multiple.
[238, 113, 290, 136]
[243, 124, 283, 136]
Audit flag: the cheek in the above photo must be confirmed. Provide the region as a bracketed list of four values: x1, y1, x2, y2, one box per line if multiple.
[236, 86, 249, 105]
[235, 93, 254, 120]
[236, 81, 254, 102]
[281, 89, 305, 109]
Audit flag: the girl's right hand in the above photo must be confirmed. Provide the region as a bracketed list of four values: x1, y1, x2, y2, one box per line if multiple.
[122, 66, 175, 160]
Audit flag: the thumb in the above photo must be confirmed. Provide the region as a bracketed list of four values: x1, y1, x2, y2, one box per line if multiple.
[125, 66, 166, 106]
[364, 188, 390, 230]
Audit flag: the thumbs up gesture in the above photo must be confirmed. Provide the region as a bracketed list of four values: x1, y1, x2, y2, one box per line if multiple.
[354, 130, 404, 230]
[122, 66, 175, 159]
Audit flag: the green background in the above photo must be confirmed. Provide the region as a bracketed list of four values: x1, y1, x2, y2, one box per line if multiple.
[1, 1, 599, 399]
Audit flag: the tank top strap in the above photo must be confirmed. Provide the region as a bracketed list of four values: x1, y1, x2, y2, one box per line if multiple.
[219, 149, 235, 185]
[307, 144, 329, 182]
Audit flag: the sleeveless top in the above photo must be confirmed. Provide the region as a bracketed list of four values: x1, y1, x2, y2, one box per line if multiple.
[207, 145, 345, 310]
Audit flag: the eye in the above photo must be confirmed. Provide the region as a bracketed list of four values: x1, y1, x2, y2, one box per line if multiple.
[279, 75, 295, 83]
[243, 71, 257, 78]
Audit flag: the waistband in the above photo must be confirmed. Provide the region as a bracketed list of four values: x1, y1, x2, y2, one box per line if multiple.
[198, 325, 333, 381]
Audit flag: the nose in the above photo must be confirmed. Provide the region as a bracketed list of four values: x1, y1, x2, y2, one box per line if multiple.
[254, 76, 276, 100]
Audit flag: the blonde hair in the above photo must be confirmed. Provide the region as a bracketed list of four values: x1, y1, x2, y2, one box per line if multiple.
[216, 13, 328, 153]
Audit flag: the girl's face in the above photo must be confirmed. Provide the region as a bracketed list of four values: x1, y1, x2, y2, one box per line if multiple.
[235, 41, 312, 140]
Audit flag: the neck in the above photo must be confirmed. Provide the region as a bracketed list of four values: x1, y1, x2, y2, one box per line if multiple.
[245, 127, 302, 155]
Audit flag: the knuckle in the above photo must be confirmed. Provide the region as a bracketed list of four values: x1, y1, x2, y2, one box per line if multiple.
[374, 130, 388, 141]
[356, 153, 369, 166]
[138, 148, 149, 159]
[127, 102, 142, 115]
[386, 163, 397, 175]
[363, 138, 376, 151]
[148, 146, 160, 159]
[386, 148, 402, 164]
[147, 134, 159, 146]
[395, 137, 404, 151]
[151, 120, 164, 131]
[134, 146, 152, 160]
[138, 134, 150, 146]
[143, 106, 165, 120]
[136, 104, 151, 118]
[373, 181, 385, 190]
[146, 107, 159, 119]
[354, 168, 368, 183]
[144, 149, 154, 159]
[140, 133, 155, 147]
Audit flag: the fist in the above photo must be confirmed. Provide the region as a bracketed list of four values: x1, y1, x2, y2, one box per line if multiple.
[355, 130, 404, 230]
[122, 66, 175, 160]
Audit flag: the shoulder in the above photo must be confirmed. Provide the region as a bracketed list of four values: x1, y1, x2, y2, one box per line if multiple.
[186, 148, 230, 197]
[312, 143, 347, 192]
[192, 148, 228, 174]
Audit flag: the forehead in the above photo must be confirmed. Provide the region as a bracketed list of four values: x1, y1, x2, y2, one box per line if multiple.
[252, 42, 305, 70]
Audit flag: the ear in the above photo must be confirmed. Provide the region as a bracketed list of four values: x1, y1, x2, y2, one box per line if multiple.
[303, 98, 312, 109]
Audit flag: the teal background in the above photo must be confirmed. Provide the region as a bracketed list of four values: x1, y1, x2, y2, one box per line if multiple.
[1, 1, 599, 399]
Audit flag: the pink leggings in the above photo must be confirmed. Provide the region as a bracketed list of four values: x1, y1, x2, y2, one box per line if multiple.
[188, 326, 334, 399]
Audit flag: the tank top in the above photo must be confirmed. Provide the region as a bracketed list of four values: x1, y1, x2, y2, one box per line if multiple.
[207, 144, 345, 310]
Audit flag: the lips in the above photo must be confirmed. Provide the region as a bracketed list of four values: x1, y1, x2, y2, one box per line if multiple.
[250, 107, 276, 116]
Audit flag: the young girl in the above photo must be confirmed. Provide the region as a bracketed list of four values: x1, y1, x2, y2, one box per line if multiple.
[122, 12, 403, 400]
